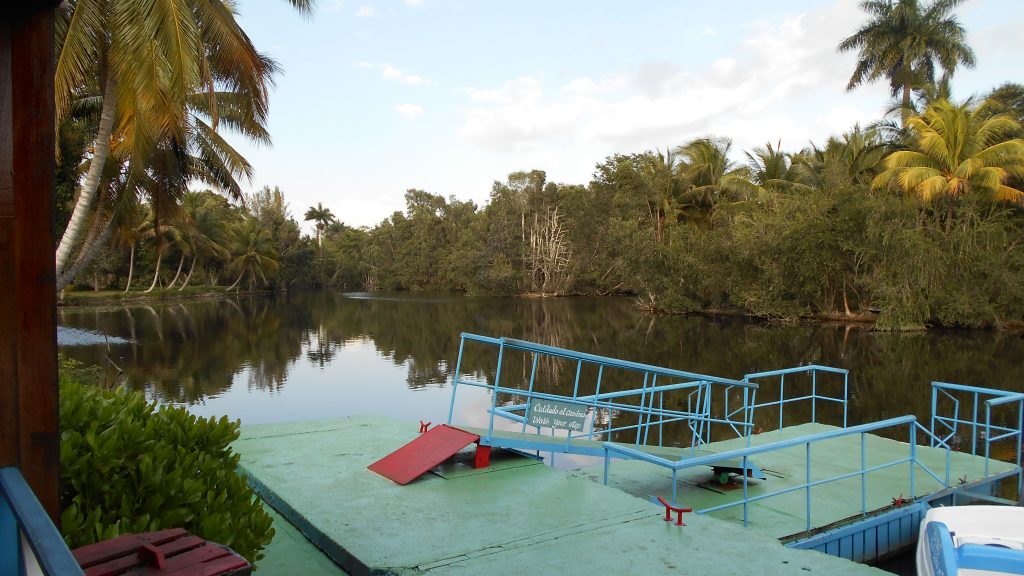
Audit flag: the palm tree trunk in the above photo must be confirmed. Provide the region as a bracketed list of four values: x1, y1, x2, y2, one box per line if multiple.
[144, 203, 163, 293]
[55, 74, 118, 275]
[901, 67, 912, 128]
[227, 268, 246, 291]
[124, 244, 136, 293]
[144, 251, 163, 293]
[178, 257, 197, 291]
[168, 254, 186, 287]
[57, 209, 115, 291]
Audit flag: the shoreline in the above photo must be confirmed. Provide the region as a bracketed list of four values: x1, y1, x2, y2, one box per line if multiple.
[59, 287, 1024, 332]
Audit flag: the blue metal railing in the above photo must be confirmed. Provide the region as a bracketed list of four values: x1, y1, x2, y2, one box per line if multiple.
[929, 382, 1024, 496]
[0, 467, 83, 576]
[603, 416, 965, 532]
[448, 333, 759, 456]
[743, 365, 849, 433]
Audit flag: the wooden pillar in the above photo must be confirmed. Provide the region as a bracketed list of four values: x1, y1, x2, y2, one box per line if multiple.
[0, 2, 60, 522]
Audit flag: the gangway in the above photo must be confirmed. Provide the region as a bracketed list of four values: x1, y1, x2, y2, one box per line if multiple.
[445, 333, 765, 477]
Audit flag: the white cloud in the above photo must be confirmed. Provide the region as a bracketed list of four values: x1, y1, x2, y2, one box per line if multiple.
[356, 5, 376, 17]
[355, 62, 433, 86]
[396, 104, 424, 119]
[330, 0, 344, 13]
[458, 0, 885, 164]
[403, 0, 424, 6]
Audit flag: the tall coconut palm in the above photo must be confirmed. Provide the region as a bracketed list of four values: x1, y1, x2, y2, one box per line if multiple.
[304, 203, 336, 247]
[305, 203, 336, 283]
[226, 218, 279, 291]
[873, 99, 1024, 229]
[838, 0, 975, 127]
[54, 0, 313, 286]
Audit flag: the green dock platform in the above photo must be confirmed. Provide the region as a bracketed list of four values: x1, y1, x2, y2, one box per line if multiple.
[581, 422, 1018, 541]
[236, 416, 890, 575]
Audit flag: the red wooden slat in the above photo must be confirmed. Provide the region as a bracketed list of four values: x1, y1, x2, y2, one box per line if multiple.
[368, 424, 480, 485]
[162, 554, 251, 576]
[74, 534, 146, 568]
[74, 529, 188, 567]
[158, 544, 233, 572]
[154, 535, 205, 556]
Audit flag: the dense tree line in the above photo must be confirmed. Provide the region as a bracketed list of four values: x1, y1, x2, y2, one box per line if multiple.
[59, 0, 1024, 330]
[72, 85, 1024, 331]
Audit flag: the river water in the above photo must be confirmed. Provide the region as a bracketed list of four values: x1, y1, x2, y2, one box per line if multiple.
[58, 290, 1024, 428]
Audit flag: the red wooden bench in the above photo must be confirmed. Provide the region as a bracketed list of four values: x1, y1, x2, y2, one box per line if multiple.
[72, 528, 251, 576]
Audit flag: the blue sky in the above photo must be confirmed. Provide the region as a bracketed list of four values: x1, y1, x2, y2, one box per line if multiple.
[229, 0, 1024, 229]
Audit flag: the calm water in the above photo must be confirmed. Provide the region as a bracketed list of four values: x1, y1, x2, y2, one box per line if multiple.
[58, 291, 1024, 430]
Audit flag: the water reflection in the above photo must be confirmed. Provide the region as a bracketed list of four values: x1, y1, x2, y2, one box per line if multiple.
[58, 291, 1024, 431]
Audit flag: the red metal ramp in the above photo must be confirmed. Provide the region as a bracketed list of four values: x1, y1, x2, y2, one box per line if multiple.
[368, 424, 480, 485]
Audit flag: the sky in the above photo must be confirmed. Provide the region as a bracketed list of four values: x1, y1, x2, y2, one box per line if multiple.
[228, 0, 1024, 231]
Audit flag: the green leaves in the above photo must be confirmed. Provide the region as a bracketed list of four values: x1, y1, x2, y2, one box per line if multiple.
[59, 378, 273, 563]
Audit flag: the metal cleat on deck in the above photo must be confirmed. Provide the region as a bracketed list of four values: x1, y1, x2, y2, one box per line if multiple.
[656, 496, 692, 526]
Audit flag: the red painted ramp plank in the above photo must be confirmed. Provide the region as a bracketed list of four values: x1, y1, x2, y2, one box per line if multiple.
[368, 425, 480, 485]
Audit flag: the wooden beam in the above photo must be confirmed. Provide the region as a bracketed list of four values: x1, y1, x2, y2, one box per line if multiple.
[0, 4, 59, 522]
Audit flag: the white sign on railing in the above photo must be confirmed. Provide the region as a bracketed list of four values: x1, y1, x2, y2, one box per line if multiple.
[527, 399, 587, 431]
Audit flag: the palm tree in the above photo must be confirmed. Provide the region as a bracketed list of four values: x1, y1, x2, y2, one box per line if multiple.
[304, 203, 336, 247]
[176, 191, 230, 290]
[838, 0, 975, 127]
[53, 0, 313, 287]
[638, 148, 684, 243]
[740, 141, 803, 196]
[673, 137, 750, 226]
[305, 203, 336, 284]
[226, 218, 279, 291]
[108, 201, 148, 293]
[792, 126, 890, 190]
[872, 99, 1024, 230]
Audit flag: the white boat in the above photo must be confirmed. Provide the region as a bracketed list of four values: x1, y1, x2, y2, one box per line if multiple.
[917, 506, 1024, 575]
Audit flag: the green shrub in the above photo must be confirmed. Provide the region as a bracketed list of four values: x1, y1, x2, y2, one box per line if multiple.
[59, 375, 274, 563]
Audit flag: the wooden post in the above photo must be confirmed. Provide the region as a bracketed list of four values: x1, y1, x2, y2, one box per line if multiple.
[0, 2, 60, 523]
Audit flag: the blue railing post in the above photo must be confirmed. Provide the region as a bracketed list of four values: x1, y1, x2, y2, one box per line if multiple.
[971, 392, 979, 456]
[860, 432, 867, 516]
[742, 455, 749, 527]
[779, 373, 786, 431]
[603, 446, 610, 486]
[1, 491, 19, 576]
[1017, 398, 1023, 502]
[522, 353, 539, 434]
[805, 442, 812, 533]
[635, 372, 650, 446]
[487, 340, 507, 442]
[984, 403, 992, 477]
[745, 387, 755, 448]
[910, 423, 917, 499]
[929, 384, 938, 447]
[590, 365, 604, 438]
[811, 369, 817, 424]
[842, 371, 848, 428]
[447, 335, 467, 424]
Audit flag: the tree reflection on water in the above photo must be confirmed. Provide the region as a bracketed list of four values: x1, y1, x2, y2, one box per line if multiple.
[59, 292, 1024, 436]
